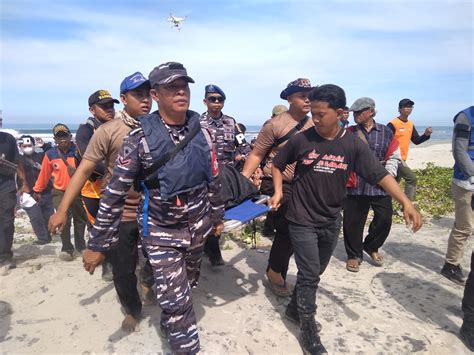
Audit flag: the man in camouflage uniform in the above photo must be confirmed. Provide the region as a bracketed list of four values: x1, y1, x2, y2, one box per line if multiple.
[199, 84, 238, 266]
[83, 62, 224, 354]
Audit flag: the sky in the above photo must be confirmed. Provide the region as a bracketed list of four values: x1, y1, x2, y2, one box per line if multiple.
[1, 0, 473, 127]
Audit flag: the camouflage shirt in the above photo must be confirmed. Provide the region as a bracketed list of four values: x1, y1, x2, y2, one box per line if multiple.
[200, 112, 236, 166]
[88, 119, 225, 251]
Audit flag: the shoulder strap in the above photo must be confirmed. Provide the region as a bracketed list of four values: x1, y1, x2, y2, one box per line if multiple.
[143, 123, 201, 177]
[273, 115, 309, 147]
[356, 126, 369, 145]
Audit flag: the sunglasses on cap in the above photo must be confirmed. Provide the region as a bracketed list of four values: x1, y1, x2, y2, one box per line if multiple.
[207, 96, 225, 103]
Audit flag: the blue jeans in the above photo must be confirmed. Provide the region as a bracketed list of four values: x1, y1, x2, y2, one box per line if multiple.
[288, 217, 341, 316]
[24, 190, 54, 243]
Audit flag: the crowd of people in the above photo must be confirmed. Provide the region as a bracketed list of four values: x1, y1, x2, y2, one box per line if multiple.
[0, 61, 472, 354]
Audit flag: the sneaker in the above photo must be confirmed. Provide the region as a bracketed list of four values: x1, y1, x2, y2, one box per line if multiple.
[440, 262, 466, 285]
[285, 306, 322, 333]
[299, 317, 328, 355]
[58, 251, 74, 262]
[460, 323, 474, 351]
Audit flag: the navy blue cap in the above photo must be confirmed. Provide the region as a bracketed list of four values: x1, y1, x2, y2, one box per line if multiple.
[120, 72, 150, 94]
[205, 84, 226, 100]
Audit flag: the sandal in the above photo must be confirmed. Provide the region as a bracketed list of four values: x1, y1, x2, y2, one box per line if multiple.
[366, 251, 383, 267]
[346, 258, 361, 272]
[265, 278, 292, 297]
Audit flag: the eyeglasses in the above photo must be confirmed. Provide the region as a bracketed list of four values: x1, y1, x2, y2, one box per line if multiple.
[207, 96, 224, 103]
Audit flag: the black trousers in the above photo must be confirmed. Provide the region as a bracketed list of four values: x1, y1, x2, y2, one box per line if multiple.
[287, 219, 340, 316]
[463, 252, 474, 324]
[108, 221, 154, 318]
[0, 189, 16, 262]
[343, 195, 393, 260]
[260, 178, 293, 279]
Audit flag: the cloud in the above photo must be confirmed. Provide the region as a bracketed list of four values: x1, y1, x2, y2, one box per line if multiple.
[1, 0, 472, 125]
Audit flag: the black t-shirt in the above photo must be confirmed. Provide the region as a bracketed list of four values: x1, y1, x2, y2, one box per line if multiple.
[0, 132, 19, 192]
[273, 127, 388, 227]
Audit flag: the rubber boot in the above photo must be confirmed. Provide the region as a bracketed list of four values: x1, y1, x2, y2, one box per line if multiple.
[299, 315, 327, 355]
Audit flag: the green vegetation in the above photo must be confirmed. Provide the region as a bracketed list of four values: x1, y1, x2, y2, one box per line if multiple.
[226, 219, 265, 247]
[393, 163, 454, 222]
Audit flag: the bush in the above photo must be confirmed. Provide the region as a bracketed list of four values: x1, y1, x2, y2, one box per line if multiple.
[393, 163, 453, 221]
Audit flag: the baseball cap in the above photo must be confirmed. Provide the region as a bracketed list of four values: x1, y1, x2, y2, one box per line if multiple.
[349, 97, 376, 112]
[120, 72, 150, 94]
[272, 104, 288, 116]
[53, 123, 71, 137]
[280, 78, 313, 100]
[399, 98, 415, 108]
[205, 84, 226, 100]
[88, 90, 119, 107]
[148, 62, 195, 87]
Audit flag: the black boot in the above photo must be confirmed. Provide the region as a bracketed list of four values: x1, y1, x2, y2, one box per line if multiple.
[285, 305, 322, 333]
[460, 322, 474, 351]
[204, 235, 225, 266]
[299, 315, 327, 355]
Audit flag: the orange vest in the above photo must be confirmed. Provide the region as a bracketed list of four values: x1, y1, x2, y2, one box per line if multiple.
[81, 179, 102, 199]
[390, 117, 413, 160]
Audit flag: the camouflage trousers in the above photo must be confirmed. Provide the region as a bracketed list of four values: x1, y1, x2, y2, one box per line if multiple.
[143, 239, 205, 354]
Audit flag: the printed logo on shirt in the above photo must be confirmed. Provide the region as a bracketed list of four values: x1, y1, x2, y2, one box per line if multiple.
[302, 149, 320, 165]
[52, 162, 60, 170]
[313, 154, 348, 174]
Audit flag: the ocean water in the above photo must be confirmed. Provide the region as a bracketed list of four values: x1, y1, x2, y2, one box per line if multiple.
[1, 123, 453, 143]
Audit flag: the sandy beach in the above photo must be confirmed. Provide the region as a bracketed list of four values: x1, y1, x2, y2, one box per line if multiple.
[407, 142, 453, 170]
[2, 141, 472, 354]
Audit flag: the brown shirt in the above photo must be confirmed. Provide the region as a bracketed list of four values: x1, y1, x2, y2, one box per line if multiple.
[82, 116, 140, 221]
[253, 112, 314, 182]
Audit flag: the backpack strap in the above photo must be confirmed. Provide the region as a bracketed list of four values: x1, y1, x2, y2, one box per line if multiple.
[141, 123, 201, 189]
[273, 115, 309, 147]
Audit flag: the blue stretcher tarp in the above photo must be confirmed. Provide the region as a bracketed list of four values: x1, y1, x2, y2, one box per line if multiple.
[224, 199, 269, 222]
[223, 196, 270, 235]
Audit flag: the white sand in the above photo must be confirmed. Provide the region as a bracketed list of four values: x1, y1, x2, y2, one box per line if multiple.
[2, 143, 472, 354]
[406, 142, 453, 170]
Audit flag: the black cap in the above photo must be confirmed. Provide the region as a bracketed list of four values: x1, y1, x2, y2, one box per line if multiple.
[88, 90, 119, 107]
[399, 98, 415, 108]
[149, 62, 195, 87]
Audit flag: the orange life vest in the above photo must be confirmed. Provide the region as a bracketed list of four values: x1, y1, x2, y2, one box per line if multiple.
[390, 117, 413, 160]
